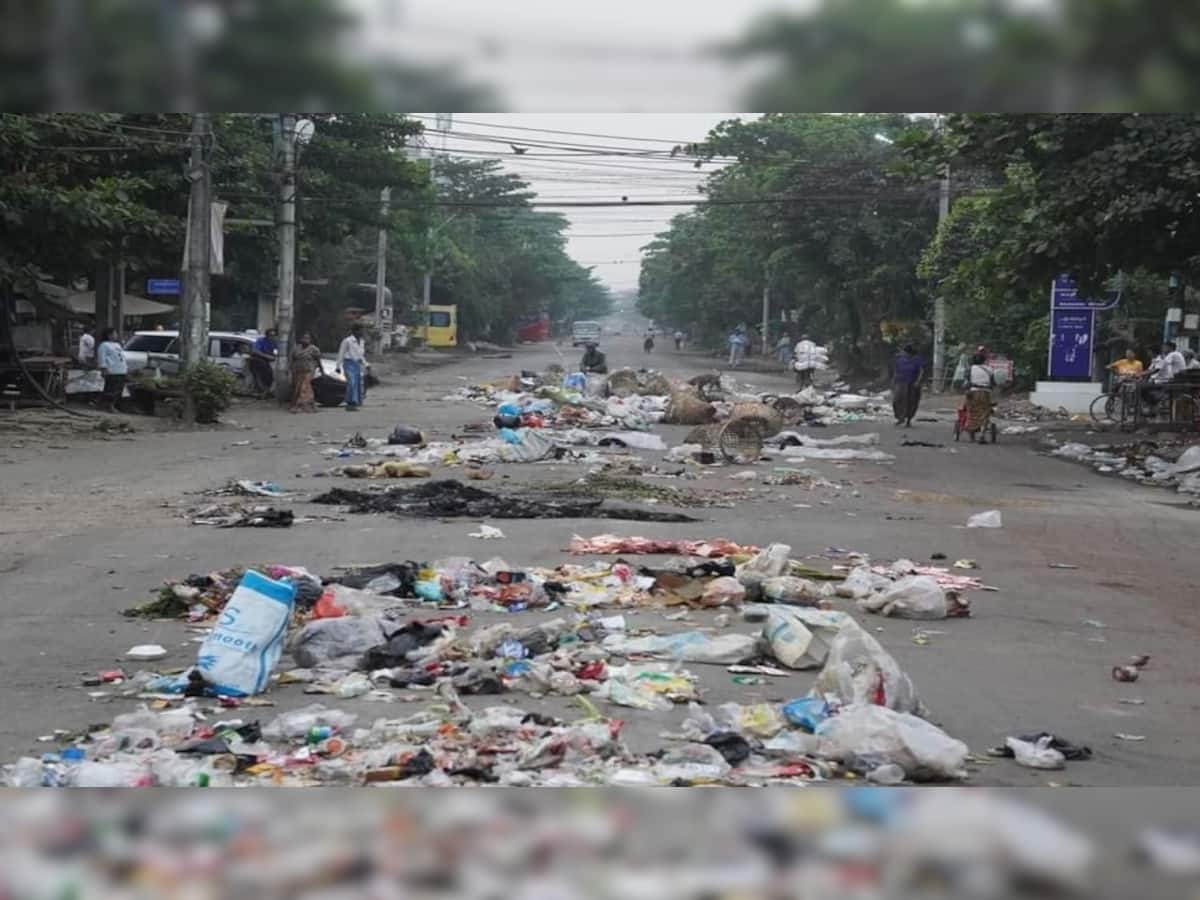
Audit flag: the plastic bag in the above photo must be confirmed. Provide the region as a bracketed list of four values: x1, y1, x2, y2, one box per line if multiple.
[736, 543, 792, 593]
[836, 567, 889, 599]
[291, 616, 385, 668]
[782, 696, 830, 733]
[815, 703, 968, 781]
[191, 570, 295, 696]
[766, 608, 852, 669]
[762, 576, 826, 606]
[701, 576, 747, 607]
[654, 743, 732, 783]
[604, 630, 758, 665]
[967, 509, 1003, 528]
[313, 584, 398, 619]
[857, 575, 948, 620]
[1006, 735, 1066, 770]
[815, 621, 924, 715]
[719, 701, 786, 738]
[263, 704, 358, 741]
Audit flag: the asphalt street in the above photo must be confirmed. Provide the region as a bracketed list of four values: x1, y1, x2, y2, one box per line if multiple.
[1, 336, 1198, 785]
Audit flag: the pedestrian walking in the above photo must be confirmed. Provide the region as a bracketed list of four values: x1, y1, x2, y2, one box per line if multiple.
[774, 334, 791, 366]
[891, 343, 925, 427]
[674, 329, 684, 351]
[728, 327, 748, 367]
[76, 328, 95, 367]
[96, 327, 127, 412]
[249, 328, 278, 398]
[792, 334, 821, 387]
[290, 332, 322, 413]
[336, 323, 367, 411]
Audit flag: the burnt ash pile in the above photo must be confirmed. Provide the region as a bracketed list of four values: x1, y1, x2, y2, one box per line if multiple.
[311, 480, 700, 523]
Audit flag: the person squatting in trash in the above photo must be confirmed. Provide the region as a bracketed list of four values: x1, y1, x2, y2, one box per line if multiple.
[336, 323, 367, 411]
[580, 342, 608, 374]
[892, 343, 925, 428]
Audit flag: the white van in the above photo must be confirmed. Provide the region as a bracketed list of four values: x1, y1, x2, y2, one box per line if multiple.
[571, 320, 602, 347]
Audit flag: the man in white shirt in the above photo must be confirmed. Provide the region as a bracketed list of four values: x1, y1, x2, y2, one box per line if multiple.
[1142, 341, 1187, 413]
[77, 329, 95, 366]
[336, 323, 367, 410]
[792, 335, 826, 388]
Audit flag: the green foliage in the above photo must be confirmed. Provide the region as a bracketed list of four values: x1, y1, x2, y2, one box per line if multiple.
[184, 360, 237, 424]
[639, 114, 937, 373]
[731, 0, 1200, 112]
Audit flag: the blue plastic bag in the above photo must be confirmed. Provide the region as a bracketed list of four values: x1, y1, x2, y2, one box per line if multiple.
[192, 570, 295, 696]
[782, 696, 830, 733]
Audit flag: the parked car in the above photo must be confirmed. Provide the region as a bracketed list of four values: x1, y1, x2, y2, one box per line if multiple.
[122, 331, 374, 403]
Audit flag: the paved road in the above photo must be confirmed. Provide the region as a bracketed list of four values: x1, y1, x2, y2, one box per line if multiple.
[1, 337, 1198, 785]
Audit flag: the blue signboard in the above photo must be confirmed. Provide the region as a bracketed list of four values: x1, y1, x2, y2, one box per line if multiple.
[1048, 308, 1094, 379]
[1051, 276, 1121, 310]
[146, 278, 181, 295]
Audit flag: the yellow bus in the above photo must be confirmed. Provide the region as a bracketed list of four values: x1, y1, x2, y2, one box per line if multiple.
[420, 305, 458, 348]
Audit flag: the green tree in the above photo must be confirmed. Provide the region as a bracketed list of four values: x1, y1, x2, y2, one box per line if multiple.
[640, 114, 938, 374]
[729, 0, 1200, 112]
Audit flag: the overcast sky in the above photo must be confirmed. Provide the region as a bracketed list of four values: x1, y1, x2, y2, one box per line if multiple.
[427, 114, 751, 292]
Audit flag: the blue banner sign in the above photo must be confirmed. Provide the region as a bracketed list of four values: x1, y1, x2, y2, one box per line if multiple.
[1049, 308, 1094, 379]
[146, 278, 181, 295]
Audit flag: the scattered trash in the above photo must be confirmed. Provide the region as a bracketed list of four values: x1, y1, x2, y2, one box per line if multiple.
[952, 559, 977, 569]
[232, 480, 289, 498]
[126, 644, 168, 661]
[1112, 665, 1140, 683]
[815, 703, 969, 781]
[191, 505, 294, 528]
[1048, 563, 1079, 569]
[470, 525, 506, 540]
[1115, 733, 1146, 742]
[569, 534, 756, 557]
[187, 570, 297, 696]
[1135, 828, 1200, 876]
[315, 482, 699, 523]
[966, 510, 1003, 528]
[387, 425, 426, 446]
[857, 575, 966, 620]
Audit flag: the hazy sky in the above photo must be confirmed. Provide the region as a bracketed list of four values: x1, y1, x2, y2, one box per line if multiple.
[428, 114, 752, 291]
[352, 0, 803, 109]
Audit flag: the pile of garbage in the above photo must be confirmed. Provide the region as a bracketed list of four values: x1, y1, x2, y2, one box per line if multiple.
[16, 540, 995, 787]
[1051, 440, 1200, 496]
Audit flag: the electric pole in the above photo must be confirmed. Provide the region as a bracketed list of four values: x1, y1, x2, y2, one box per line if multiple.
[374, 186, 391, 354]
[933, 112, 950, 393]
[761, 282, 770, 357]
[274, 113, 297, 399]
[183, 112, 212, 421]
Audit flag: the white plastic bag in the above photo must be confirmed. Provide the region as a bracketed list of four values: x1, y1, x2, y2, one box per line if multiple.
[815, 622, 925, 715]
[815, 703, 968, 781]
[603, 630, 758, 665]
[858, 575, 948, 620]
[836, 566, 890, 599]
[291, 616, 385, 668]
[192, 570, 295, 696]
[764, 608, 854, 669]
[737, 543, 792, 590]
[967, 509, 1003, 528]
[1006, 735, 1066, 770]
[763, 609, 819, 669]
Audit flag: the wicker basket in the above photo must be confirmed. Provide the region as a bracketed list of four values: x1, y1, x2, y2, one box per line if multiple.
[665, 389, 716, 425]
[684, 421, 765, 463]
[729, 401, 784, 436]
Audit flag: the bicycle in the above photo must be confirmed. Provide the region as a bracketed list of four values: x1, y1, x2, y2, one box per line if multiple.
[1089, 377, 1139, 428]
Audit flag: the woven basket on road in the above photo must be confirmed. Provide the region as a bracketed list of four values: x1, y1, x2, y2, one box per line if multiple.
[729, 401, 784, 436]
[684, 420, 765, 463]
[664, 389, 716, 425]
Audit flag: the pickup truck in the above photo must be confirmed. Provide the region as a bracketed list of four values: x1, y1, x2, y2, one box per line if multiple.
[571, 320, 602, 347]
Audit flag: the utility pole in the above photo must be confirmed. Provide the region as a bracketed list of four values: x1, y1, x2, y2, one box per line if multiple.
[932, 164, 950, 392]
[274, 113, 297, 399]
[761, 282, 770, 357]
[182, 112, 212, 421]
[374, 186, 391, 355]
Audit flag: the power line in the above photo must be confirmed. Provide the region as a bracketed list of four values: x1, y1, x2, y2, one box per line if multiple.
[408, 113, 716, 147]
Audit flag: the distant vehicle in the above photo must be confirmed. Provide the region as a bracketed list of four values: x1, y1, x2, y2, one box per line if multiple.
[571, 320, 602, 347]
[122, 330, 374, 404]
[516, 312, 551, 343]
[420, 305, 458, 347]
